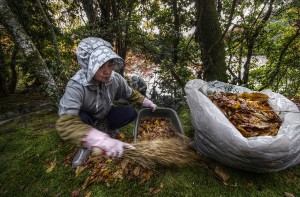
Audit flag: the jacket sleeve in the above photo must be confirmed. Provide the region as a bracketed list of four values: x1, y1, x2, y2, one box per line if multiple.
[55, 115, 93, 147]
[127, 89, 145, 104]
[58, 80, 84, 116]
[115, 73, 145, 104]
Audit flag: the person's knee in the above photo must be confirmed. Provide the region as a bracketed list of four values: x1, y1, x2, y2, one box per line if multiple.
[79, 111, 93, 125]
[128, 108, 138, 121]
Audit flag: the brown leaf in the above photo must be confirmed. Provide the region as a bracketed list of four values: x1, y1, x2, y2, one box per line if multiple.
[120, 158, 130, 169]
[214, 166, 230, 182]
[118, 132, 126, 141]
[149, 183, 164, 194]
[102, 169, 111, 177]
[133, 166, 140, 176]
[55, 192, 62, 197]
[112, 169, 124, 180]
[71, 189, 80, 197]
[159, 183, 164, 189]
[42, 188, 49, 193]
[19, 185, 25, 192]
[245, 182, 254, 189]
[75, 166, 86, 176]
[84, 191, 92, 197]
[284, 192, 295, 197]
[46, 160, 57, 173]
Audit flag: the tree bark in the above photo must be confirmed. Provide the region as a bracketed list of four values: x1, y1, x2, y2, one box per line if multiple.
[8, 46, 18, 94]
[0, 43, 9, 97]
[195, 0, 228, 82]
[79, 0, 97, 26]
[171, 0, 185, 94]
[0, 0, 61, 107]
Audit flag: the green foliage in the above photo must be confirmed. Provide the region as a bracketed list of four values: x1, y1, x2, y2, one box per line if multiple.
[223, 0, 299, 96]
[1, 0, 299, 98]
[247, 4, 300, 95]
[135, 0, 200, 101]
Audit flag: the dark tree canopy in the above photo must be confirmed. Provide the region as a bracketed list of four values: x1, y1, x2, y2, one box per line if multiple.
[0, 0, 298, 104]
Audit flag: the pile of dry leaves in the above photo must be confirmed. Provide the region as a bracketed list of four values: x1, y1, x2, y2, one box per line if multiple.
[137, 117, 176, 141]
[208, 92, 282, 137]
[65, 117, 199, 189]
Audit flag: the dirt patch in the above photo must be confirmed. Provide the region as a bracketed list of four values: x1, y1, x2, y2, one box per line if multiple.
[0, 94, 53, 121]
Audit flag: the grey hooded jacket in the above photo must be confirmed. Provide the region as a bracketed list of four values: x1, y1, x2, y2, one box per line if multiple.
[56, 37, 145, 146]
[58, 37, 134, 119]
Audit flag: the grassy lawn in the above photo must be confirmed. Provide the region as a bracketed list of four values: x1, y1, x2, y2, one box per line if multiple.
[0, 95, 299, 197]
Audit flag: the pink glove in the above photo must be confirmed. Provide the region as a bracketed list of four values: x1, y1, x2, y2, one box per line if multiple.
[83, 128, 135, 158]
[142, 98, 157, 112]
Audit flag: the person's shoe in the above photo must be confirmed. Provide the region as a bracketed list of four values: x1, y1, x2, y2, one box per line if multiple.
[72, 148, 91, 168]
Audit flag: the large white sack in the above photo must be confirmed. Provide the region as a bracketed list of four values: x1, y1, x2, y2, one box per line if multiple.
[185, 79, 300, 172]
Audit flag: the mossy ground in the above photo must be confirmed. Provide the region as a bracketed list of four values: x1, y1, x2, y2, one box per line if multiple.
[0, 94, 299, 197]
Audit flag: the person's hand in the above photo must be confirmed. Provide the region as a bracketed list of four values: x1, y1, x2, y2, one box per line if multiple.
[142, 97, 157, 112]
[84, 128, 135, 158]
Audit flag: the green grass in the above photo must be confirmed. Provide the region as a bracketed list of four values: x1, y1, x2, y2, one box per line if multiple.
[0, 104, 300, 197]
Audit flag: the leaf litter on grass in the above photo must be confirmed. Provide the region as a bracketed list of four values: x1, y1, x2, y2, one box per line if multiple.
[64, 117, 201, 190]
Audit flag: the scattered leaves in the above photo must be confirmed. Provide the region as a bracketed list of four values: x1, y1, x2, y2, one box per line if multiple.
[81, 154, 155, 189]
[67, 119, 199, 190]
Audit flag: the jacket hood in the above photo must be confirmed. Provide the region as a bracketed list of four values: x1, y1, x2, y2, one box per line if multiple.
[72, 37, 125, 85]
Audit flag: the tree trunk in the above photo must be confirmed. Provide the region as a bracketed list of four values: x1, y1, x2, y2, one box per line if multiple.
[0, 0, 61, 107]
[195, 0, 228, 82]
[36, 0, 62, 66]
[79, 0, 97, 26]
[171, 0, 185, 94]
[98, 0, 112, 42]
[8, 46, 18, 94]
[0, 43, 9, 97]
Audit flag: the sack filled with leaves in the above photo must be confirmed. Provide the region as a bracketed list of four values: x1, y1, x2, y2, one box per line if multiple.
[185, 79, 300, 173]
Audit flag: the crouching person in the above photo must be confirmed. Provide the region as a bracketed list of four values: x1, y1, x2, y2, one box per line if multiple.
[55, 37, 157, 168]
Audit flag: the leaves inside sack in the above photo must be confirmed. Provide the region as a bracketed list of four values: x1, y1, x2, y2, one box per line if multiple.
[208, 92, 282, 137]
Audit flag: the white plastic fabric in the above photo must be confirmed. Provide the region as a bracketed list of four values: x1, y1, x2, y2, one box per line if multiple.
[185, 79, 300, 172]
